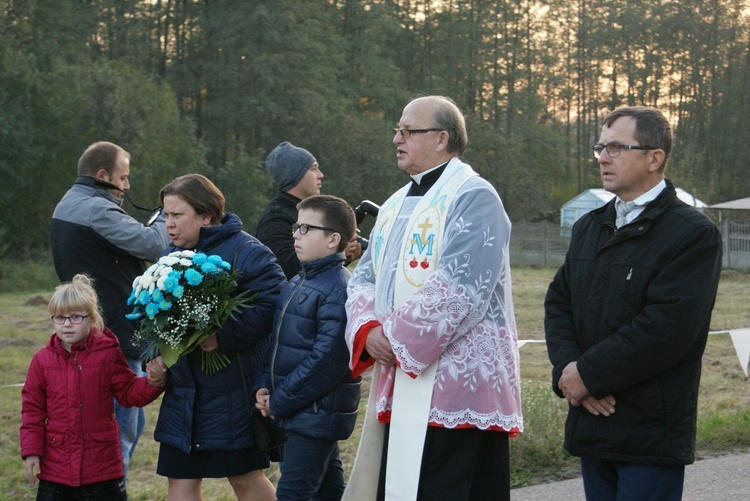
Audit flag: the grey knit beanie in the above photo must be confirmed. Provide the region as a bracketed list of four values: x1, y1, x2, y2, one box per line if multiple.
[265, 142, 316, 191]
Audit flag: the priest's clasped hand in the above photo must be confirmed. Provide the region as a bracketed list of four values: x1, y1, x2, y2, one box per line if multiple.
[365, 326, 396, 367]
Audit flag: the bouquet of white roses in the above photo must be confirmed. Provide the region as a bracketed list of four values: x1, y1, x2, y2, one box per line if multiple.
[125, 250, 254, 374]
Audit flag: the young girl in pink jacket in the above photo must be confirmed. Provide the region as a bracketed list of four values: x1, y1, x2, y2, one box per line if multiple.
[20, 274, 167, 500]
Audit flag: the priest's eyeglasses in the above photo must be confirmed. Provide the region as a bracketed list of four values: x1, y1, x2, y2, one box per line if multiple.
[292, 223, 335, 235]
[593, 143, 657, 159]
[51, 314, 90, 324]
[393, 127, 444, 139]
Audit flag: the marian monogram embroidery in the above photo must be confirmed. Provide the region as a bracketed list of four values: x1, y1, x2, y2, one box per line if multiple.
[403, 206, 441, 287]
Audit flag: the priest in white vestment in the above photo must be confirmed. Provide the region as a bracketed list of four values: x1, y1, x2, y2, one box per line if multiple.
[343, 95, 523, 501]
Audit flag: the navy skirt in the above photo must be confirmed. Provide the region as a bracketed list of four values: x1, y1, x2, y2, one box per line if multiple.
[157, 443, 270, 479]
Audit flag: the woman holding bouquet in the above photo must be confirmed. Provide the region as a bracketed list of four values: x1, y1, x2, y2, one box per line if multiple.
[154, 174, 286, 501]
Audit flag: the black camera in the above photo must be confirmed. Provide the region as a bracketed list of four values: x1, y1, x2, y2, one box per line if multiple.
[353, 200, 380, 251]
[354, 200, 380, 224]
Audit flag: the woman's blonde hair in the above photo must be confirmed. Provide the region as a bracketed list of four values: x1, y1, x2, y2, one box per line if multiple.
[48, 274, 104, 330]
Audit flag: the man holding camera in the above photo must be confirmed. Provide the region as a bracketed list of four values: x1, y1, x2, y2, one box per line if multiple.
[257, 141, 362, 279]
[51, 141, 170, 483]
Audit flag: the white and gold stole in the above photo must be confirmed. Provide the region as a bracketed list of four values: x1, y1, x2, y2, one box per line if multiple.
[344, 158, 477, 501]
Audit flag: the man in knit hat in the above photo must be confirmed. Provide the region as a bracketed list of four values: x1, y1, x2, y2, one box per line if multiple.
[256, 142, 330, 278]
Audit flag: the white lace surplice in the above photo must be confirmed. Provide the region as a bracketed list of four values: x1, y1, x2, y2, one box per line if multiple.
[345, 174, 523, 433]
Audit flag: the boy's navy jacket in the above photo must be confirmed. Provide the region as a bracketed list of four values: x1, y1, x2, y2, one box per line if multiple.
[257, 252, 361, 441]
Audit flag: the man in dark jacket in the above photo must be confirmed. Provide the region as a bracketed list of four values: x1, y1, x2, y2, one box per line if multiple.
[51, 141, 170, 480]
[256, 141, 362, 279]
[256, 141, 326, 279]
[545, 106, 722, 500]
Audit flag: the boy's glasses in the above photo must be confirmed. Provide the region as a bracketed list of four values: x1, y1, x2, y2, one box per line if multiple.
[51, 314, 90, 324]
[292, 223, 335, 235]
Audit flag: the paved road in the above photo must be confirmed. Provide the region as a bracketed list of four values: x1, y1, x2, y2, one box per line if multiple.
[511, 452, 750, 500]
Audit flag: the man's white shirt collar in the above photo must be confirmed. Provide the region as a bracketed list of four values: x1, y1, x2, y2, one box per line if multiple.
[631, 179, 667, 206]
[615, 179, 666, 226]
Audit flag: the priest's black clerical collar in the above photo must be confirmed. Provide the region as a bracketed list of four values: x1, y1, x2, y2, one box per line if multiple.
[407, 162, 449, 196]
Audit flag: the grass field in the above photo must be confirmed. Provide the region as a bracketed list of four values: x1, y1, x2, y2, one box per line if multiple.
[1, 266, 749, 500]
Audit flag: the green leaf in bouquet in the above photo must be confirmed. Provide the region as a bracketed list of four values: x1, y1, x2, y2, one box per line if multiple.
[140, 340, 161, 365]
[216, 290, 257, 324]
[159, 329, 207, 368]
[202, 351, 232, 374]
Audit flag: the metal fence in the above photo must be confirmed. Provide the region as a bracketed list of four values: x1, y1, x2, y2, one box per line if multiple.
[720, 219, 750, 270]
[510, 219, 750, 271]
[510, 221, 569, 268]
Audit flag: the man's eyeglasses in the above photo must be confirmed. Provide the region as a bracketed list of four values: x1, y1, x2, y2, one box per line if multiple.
[292, 223, 336, 235]
[593, 143, 657, 159]
[51, 314, 90, 324]
[393, 127, 444, 139]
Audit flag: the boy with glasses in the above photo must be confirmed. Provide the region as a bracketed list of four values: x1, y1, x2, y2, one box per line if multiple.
[255, 195, 362, 500]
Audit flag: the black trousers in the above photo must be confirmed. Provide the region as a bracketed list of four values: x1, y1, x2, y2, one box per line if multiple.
[377, 425, 510, 501]
[36, 478, 127, 501]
